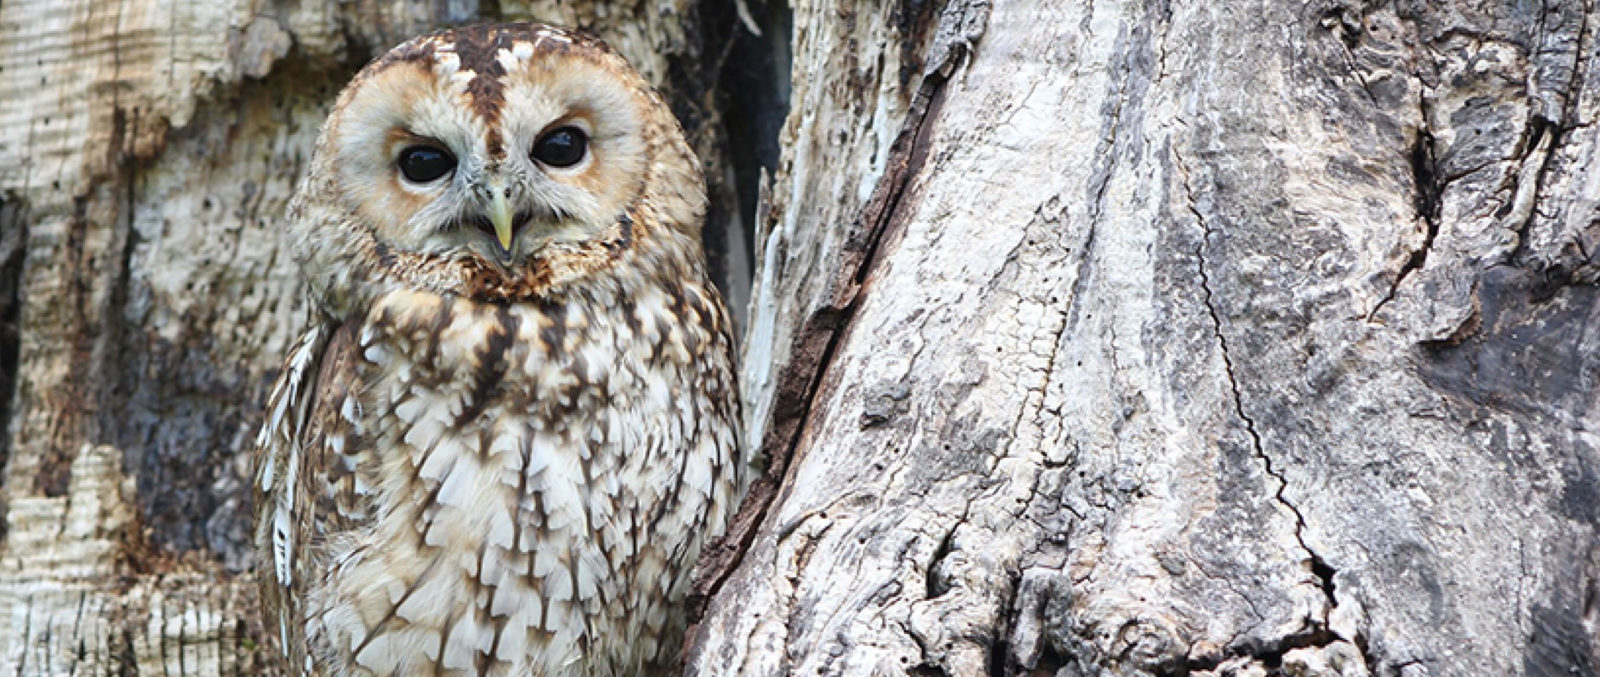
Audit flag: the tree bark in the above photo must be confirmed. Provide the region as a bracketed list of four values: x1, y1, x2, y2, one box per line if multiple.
[691, 0, 1600, 676]
[0, 2, 753, 673]
[4, 0, 1599, 676]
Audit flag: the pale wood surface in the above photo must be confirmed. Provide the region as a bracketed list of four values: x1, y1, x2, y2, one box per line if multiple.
[3, 0, 1598, 675]
[693, 0, 1600, 675]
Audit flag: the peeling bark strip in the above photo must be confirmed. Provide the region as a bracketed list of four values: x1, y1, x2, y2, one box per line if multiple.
[695, 0, 1600, 675]
[686, 0, 989, 624]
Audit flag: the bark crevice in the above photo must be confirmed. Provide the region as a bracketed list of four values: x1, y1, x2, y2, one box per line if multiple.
[0, 198, 26, 537]
[1504, 114, 1557, 269]
[1178, 143, 1344, 658]
[1369, 118, 1441, 322]
[687, 0, 989, 624]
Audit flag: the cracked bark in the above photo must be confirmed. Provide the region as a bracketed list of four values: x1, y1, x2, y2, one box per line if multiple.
[5, 0, 1600, 675]
[692, 0, 1600, 675]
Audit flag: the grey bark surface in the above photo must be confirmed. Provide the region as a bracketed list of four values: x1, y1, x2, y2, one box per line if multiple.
[2, 0, 1597, 675]
[693, 0, 1600, 676]
[0, 1, 752, 673]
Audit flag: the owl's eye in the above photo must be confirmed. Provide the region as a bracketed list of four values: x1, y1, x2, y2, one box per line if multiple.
[532, 127, 587, 168]
[397, 146, 456, 183]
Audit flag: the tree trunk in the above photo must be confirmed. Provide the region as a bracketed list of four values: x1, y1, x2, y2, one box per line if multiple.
[4, 0, 1599, 676]
[691, 0, 1600, 676]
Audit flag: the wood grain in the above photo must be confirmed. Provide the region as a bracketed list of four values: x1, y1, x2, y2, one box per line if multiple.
[694, 0, 1600, 675]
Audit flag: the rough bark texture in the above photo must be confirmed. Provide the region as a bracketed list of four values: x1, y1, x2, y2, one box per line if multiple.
[4, 0, 1599, 675]
[0, 1, 755, 673]
[693, 0, 1600, 676]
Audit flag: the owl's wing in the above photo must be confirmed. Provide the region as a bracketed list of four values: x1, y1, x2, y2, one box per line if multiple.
[252, 319, 363, 668]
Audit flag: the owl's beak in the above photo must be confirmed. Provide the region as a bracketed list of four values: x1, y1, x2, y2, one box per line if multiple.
[486, 185, 516, 255]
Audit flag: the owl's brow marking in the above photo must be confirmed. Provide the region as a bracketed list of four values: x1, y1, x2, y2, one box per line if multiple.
[374, 37, 438, 67]
[447, 26, 513, 156]
[371, 24, 618, 161]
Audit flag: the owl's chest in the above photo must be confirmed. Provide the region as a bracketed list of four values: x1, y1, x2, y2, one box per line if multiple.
[345, 286, 704, 523]
[302, 285, 737, 673]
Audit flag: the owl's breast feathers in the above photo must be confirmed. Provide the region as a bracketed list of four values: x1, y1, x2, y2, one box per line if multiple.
[253, 238, 741, 675]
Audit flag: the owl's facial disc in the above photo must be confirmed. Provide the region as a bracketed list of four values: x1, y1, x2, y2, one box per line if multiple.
[326, 24, 663, 280]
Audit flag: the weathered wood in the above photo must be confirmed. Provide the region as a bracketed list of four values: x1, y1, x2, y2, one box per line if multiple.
[4, 0, 1599, 675]
[693, 0, 1600, 675]
[0, 2, 746, 673]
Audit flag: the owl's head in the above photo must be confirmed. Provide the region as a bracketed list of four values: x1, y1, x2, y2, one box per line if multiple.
[291, 23, 705, 311]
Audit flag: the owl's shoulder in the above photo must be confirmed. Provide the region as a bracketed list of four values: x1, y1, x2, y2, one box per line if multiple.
[252, 317, 367, 664]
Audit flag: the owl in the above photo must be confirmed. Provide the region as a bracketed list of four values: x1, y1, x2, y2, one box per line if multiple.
[251, 23, 744, 676]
